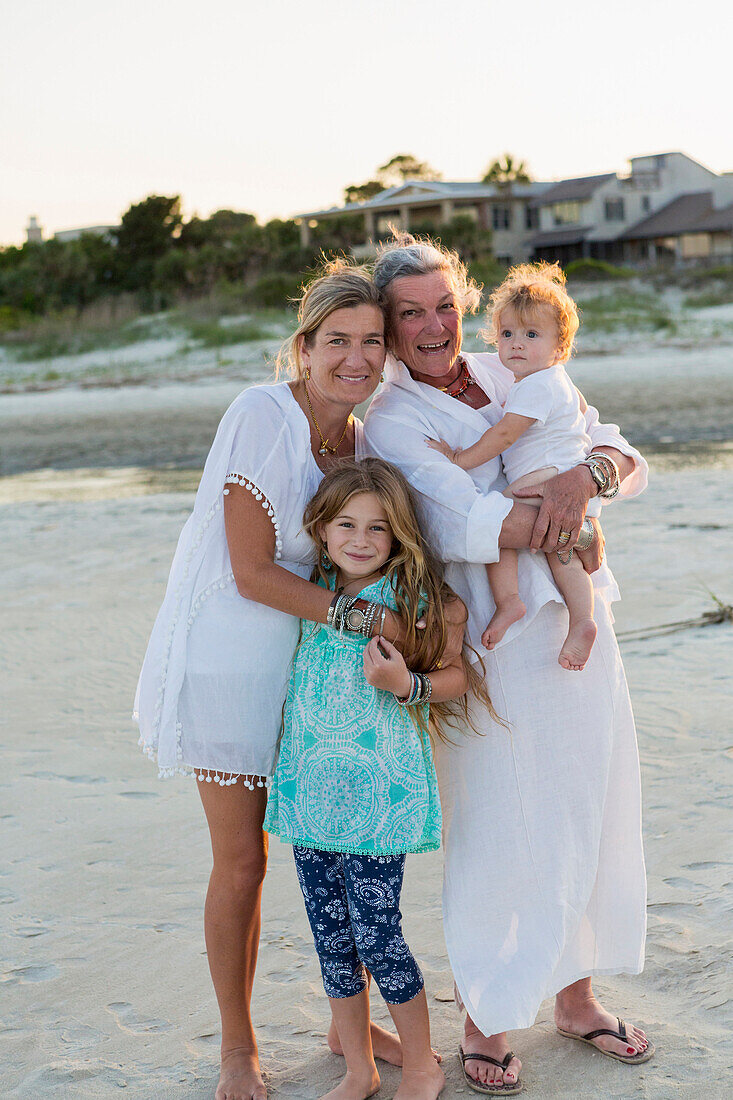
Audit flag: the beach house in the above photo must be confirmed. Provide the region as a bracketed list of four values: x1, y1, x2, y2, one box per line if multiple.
[294, 153, 733, 268]
[294, 180, 553, 266]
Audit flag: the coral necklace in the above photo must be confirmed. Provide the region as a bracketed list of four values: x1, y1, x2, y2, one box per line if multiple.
[304, 382, 352, 455]
[440, 360, 474, 399]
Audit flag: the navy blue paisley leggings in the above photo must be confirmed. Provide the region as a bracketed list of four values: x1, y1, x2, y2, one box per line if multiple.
[292, 845, 424, 1005]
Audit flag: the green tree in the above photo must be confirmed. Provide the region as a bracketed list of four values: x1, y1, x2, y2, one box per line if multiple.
[376, 154, 442, 188]
[343, 180, 385, 205]
[482, 154, 531, 186]
[114, 195, 182, 296]
[343, 154, 441, 205]
[410, 214, 493, 264]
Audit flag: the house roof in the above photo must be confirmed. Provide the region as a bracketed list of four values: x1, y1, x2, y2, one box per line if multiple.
[531, 174, 616, 206]
[694, 202, 733, 232]
[296, 180, 550, 219]
[620, 192, 714, 239]
[529, 228, 590, 248]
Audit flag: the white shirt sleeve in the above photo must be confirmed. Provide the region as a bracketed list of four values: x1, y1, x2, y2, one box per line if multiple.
[503, 373, 556, 424]
[219, 388, 300, 558]
[364, 409, 513, 565]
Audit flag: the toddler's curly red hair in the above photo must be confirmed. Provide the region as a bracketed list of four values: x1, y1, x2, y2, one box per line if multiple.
[485, 262, 579, 363]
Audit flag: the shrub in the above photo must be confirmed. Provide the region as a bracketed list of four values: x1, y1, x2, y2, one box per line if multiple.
[246, 272, 304, 309]
[184, 319, 274, 347]
[565, 259, 634, 281]
[467, 259, 508, 301]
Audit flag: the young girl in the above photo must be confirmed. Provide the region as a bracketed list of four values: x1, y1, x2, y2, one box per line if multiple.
[428, 262, 607, 672]
[265, 457, 484, 1100]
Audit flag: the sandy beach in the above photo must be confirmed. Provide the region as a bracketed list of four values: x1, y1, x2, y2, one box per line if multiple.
[1, 369, 732, 1098]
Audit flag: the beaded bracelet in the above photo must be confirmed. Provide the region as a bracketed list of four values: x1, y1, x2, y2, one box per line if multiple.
[395, 671, 432, 706]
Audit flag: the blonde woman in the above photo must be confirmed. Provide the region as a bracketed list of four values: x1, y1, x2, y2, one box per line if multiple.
[136, 263, 408, 1100]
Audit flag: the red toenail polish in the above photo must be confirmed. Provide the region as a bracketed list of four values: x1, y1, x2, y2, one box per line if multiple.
[627, 1047, 635, 1054]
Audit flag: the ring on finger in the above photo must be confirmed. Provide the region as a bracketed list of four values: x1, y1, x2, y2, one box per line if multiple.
[557, 529, 572, 545]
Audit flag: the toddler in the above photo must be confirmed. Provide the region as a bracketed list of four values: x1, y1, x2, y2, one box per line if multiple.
[428, 263, 600, 671]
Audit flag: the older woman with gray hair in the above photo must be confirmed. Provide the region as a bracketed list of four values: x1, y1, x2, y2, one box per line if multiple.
[364, 234, 653, 1094]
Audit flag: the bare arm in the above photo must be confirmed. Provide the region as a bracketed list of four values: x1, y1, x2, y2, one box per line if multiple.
[224, 485, 403, 642]
[363, 599, 469, 704]
[427, 413, 535, 470]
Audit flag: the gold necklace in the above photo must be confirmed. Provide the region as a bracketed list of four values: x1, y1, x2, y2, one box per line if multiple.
[304, 382, 352, 455]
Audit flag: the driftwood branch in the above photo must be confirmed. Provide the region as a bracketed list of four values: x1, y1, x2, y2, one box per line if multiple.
[616, 598, 733, 643]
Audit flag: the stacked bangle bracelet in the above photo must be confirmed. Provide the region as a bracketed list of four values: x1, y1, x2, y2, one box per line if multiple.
[327, 590, 386, 639]
[582, 451, 621, 499]
[395, 672, 432, 706]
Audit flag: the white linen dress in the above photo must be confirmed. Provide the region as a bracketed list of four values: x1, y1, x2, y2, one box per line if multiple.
[134, 382, 364, 788]
[364, 352, 648, 1035]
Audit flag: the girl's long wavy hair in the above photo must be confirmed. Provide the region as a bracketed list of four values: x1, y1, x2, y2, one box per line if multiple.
[303, 457, 500, 742]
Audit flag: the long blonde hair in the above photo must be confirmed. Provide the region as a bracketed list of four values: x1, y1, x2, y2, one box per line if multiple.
[304, 457, 498, 741]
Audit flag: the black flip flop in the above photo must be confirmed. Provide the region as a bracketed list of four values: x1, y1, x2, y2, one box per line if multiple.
[557, 1016, 655, 1064]
[459, 1046, 523, 1095]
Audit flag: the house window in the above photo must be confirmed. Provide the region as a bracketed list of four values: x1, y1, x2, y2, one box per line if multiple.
[552, 201, 581, 225]
[604, 199, 625, 221]
[641, 195, 651, 213]
[492, 204, 511, 230]
[525, 205, 539, 230]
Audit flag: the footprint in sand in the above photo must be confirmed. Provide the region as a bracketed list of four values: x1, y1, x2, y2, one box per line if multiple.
[106, 1001, 173, 1034]
[187, 1031, 219, 1056]
[20, 1060, 127, 1090]
[59, 1022, 105, 1050]
[14, 925, 51, 938]
[1, 963, 60, 983]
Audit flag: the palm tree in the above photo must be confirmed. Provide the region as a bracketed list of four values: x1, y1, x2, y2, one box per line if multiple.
[482, 154, 531, 186]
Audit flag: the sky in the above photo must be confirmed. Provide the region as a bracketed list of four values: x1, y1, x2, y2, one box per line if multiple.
[2, 0, 731, 245]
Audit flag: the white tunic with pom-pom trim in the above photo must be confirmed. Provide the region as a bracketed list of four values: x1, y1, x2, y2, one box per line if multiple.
[134, 382, 363, 788]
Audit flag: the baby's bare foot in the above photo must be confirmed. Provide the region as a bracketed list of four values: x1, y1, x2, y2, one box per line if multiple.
[482, 595, 526, 650]
[216, 1047, 266, 1100]
[558, 617, 597, 671]
[319, 1066, 381, 1100]
[393, 1062, 445, 1099]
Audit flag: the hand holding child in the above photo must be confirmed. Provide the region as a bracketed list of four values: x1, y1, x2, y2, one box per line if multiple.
[363, 636, 412, 697]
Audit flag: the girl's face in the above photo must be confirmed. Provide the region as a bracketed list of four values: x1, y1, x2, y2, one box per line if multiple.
[320, 491, 394, 584]
[300, 304, 386, 409]
[496, 305, 561, 378]
[388, 270, 463, 386]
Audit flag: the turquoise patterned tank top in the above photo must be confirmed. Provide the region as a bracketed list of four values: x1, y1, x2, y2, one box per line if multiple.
[264, 576, 442, 856]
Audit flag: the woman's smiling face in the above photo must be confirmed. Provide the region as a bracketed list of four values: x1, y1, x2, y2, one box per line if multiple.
[300, 304, 386, 408]
[387, 270, 463, 386]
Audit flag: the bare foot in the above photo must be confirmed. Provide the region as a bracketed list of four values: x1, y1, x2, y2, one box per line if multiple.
[481, 596, 526, 650]
[328, 1020, 442, 1066]
[320, 1067, 381, 1100]
[394, 1062, 445, 1099]
[461, 1018, 521, 1091]
[216, 1047, 266, 1100]
[558, 616, 597, 671]
[554, 991, 650, 1060]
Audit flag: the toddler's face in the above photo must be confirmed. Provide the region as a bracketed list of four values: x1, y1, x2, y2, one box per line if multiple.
[497, 305, 561, 378]
[320, 492, 394, 583]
